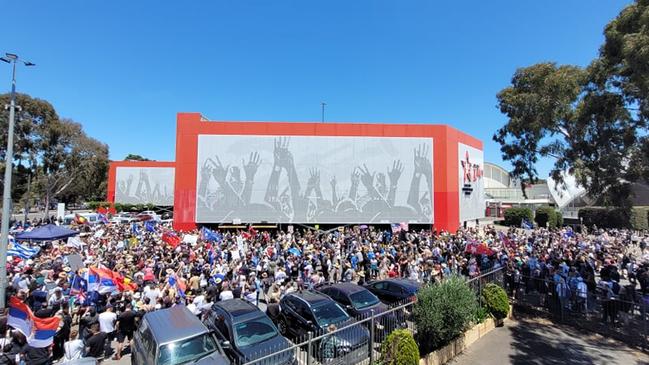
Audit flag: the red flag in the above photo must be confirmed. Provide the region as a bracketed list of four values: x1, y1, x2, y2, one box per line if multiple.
[162, 231, 181, 248]
[465, 243, 495, 256]
[74, 214, 88, 225]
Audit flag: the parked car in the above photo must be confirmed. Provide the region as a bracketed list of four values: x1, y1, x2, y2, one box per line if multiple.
[110, 212, 136, 224]
[364, 278, 421, 305]
[132, 305, 230, 365]
[273, 291, 370, 363]
[316, 283, 402, 339]
[137, 210, 160, 222]
[204, 299, 296, 365]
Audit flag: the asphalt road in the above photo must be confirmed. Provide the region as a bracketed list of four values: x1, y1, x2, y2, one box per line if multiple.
[449, 316, 649, 365]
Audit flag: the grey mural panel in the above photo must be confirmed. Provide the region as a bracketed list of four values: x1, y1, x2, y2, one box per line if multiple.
[115, 167, 175, 206]
[458, 143, 485, 222]
[196, 135, 433, 224]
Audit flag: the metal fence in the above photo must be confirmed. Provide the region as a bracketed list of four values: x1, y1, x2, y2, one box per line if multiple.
[467, 266, 506, 305]
[241, 300, 416, 365]
[509, 274, 649, 350]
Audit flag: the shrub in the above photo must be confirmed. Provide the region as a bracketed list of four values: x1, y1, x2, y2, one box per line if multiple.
[482, 283, 510, 320]
[534, 206, 558, 228]
[503, 207, 533, 227]
[473, 306, 489, 324]
[579, 207, 631, 229]
[379, 329, 419, 365]
[413, 276, 478, 354]
[631, 207, 649, 231]
[556, 211, 564, 227]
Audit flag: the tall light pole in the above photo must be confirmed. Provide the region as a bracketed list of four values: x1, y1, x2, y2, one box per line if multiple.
[321, 102, 326, 123]
[0, 53, 35, 309]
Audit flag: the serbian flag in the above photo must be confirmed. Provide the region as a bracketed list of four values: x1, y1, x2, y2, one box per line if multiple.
[86, 267, 117, 294]
[8, 296, 33, 336]
[28, 316, 60, 348]
[162, 231, 181, 248]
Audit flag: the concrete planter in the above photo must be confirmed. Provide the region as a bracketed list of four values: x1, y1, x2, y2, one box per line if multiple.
[419, 305, 512, 365]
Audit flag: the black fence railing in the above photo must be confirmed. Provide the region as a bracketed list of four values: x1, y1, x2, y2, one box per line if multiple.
[509, 273, 649, 350]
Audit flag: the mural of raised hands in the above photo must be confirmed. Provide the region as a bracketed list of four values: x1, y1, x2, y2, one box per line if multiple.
[209, 156, 230, 185]
[387, 160, 404, 186]
[242, 151, 261, 180]
[413, 143, 432, 177]
[359, 164, 376, 190]
[307, 168, 321, 190]
[273, 137, 293, 170]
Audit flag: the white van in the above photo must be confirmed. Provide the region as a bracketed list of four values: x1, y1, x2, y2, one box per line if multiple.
[63, 213, 100, 226]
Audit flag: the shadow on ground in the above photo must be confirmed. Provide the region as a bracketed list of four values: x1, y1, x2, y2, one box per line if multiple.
[508, 313, 646, 365]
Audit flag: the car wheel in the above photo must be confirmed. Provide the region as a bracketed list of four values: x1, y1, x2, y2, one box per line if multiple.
[277, 318, 289, 336]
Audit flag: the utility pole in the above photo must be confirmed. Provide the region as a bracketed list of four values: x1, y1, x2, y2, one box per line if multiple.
[0, 53, 35, 309]
[321, 102, 326, 123]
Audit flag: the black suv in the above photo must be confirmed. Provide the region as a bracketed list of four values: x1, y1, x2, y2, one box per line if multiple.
[316, 283, 402, 339]
[274, 291, 370, 363]
[364, 278, 421, 304]
[205, 299, 295, 365]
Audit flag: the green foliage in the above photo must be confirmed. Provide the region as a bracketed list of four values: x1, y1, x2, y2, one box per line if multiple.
[534, 206, 559, 228]
[579, 207, 631, 229]
[379, 329, 419, 365]
[503, 207, 533, 227]
[473, 306, 489, 324]
[413, 276, 479, 354]
[482, 284, 510, 320]
[124, 154, 152, 161]
[556, 211, 564, 227]
[86, 201, 111, 210]
[493, 0, 649, 207]
[0, 93, 109, 210]
[631, 207, 649, 231]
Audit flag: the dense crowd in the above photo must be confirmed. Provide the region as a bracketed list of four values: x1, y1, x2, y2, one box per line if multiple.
[2, 218, 648, 364]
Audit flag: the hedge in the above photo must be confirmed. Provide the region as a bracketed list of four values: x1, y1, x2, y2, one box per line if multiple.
[503, 207, 533, 227]
[482, 283, 510, 320]
[413, 276, 479, 354]
[112, 203, 156, 212]
[578, 207, 649, 229]
[85, 201, 112, 210]
[379, 329, 420, 365]
[534, 206, 558, 228]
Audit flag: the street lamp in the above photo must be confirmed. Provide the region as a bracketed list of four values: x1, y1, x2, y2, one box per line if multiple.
[0, 53, 35, 309]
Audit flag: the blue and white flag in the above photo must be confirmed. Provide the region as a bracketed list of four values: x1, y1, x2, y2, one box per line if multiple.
[200, 227, 222, 242]
[521, 219, 533, 230]
[7, 239, 40, 259]
[131, 223, 141, 236]
[145, 220, 157, 233]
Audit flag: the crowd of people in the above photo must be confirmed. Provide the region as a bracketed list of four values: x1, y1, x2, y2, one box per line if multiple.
[1, 216, 648, 364]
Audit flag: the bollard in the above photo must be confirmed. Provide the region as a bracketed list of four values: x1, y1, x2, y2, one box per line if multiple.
[370, 309, 375, 364]
[306, 331, 313, 365]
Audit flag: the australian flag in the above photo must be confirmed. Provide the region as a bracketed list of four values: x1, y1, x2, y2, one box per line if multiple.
[200, 227, 222, 242]
[145, 221, 157, 233]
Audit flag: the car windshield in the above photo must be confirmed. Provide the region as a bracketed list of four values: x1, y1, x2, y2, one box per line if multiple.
[312, 302, 350, 327]
[233, 316, 278, 348]
[350, 290, 379, 309]
[157, 333, 218, 365]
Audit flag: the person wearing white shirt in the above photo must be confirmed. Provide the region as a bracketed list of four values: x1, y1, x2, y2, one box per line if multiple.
[219, 286, 234, 301]
[62, 329, 84, 362]
[98, 305, 117, 334]
[143, 284, 161, 304]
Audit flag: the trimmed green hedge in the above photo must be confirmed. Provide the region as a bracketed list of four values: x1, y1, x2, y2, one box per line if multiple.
[534, 206, 557, 228]
[112, 203, 156, 212]
[379, 329, 419, 365]
[578, 207, 649, 229]
[86, 201, 112, 210]
[482, 283, 510, 320]
[503, 207, 533, 227]
[413, 276, 479, 354]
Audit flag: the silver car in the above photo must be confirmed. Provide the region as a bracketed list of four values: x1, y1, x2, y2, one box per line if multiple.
[131, 305, 230, 365]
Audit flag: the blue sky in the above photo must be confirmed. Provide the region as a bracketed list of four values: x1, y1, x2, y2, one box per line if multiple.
[3, 1, 631, 176]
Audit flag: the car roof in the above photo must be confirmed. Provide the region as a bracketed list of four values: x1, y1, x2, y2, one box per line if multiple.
[319, 282, 367, 295]
[144, 305, 209, 345]
[213, 299, 264, 323]
[287, 290, 332, 306]
[371, 278, 421, 290]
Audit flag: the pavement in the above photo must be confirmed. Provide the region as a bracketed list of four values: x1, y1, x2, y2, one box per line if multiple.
[449, 316, 649, 365]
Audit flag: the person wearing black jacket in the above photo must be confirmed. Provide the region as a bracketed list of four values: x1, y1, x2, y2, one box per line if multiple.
[0, 331, 27, 365]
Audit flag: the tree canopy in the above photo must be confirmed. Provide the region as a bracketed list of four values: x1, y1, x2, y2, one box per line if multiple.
[0, 93, 109, 213]
[494, 0, 649, 207]
[124, 154, 151, 161]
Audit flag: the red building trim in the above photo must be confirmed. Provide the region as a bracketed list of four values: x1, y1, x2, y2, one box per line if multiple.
[173, 113, 482, 232]
[107, 160, 175, 203]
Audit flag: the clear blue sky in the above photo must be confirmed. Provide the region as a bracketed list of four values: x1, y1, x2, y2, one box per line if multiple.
[3, 1, 632, 176]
